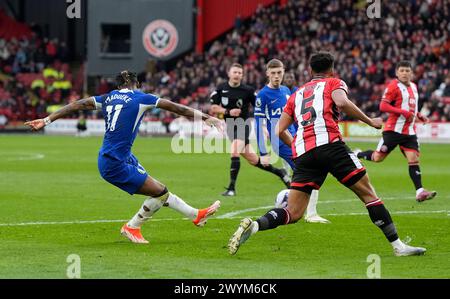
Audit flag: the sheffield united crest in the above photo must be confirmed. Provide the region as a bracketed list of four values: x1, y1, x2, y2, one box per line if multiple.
[143, 20, 179, 58]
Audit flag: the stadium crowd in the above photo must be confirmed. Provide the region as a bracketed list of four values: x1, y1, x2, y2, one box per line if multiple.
[139, 0, 450, 123]
[0, 8, 78, 125]
[1, 0, 450, 126]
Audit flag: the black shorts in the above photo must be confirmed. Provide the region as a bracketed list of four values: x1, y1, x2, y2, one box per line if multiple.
[291, 141, 366, 194]
[226, 120, 250, 145]
[376, 131, 420, 155]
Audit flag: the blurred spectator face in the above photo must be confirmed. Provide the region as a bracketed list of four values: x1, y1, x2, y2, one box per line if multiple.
[283, 72, 296, 87]
[267, 66, 284, 88]
[396, 66, 413, 85]
[227, 66, 243, 86]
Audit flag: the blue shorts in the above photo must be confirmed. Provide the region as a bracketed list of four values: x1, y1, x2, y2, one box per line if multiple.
[98, 153, 148, 195]
[274, 143, 295, 170]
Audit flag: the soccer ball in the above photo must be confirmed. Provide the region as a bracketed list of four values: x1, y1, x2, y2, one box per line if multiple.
[275, 189, 289, 208]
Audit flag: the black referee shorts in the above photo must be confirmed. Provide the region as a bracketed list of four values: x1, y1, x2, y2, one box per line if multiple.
[225, 119, 251, 145]
[290, 141, 366, 194]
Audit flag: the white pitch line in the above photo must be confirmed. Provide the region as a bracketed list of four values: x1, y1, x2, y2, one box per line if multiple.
[0, 219, 128, 227]
[219, 207, 450, 219]
[217, 195, 447, 219]
[314, 195, 449, 204]
[4, 153, 45, 161]
[1, 194, 447, 227]
[232, 209, 449, 219]
[0, 210, 448, 227]
[217, 199, 372, 218]
[323, 210, 449, 216]
[0, 218, 181, 227]
[216, 206, 273, 219]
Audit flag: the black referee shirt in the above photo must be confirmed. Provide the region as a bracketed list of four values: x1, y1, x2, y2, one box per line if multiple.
[210, 82, 256, 120]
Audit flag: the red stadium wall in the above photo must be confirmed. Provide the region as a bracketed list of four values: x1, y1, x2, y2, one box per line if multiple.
[0, 9, 32, 40]
[196, 0, 277, 52]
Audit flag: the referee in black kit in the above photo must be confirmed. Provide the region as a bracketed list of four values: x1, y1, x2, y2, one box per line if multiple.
[210, 63, 290, 196]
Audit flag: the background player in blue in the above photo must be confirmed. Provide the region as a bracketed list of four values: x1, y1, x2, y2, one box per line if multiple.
[254, 59, 329, 224]
[283, 71, 298, 94]
[24, 70, 222, 244]
[209, 63, 290, 196]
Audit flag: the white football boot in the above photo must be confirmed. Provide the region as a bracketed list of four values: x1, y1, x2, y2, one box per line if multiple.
[305, 214, 331, 224]
[228, 218, 256, 255]
[394, 244, 426, 256]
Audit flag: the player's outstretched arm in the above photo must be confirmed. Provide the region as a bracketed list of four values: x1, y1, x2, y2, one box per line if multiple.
[332, 89, 383, 129]
[24, 97, 97, 131]
[210, 104, 241, 117]
[380, 101, 414, 121]
[210, 104, 226, 115]
[275, 112, 294, 145]
[416, 112, 429, 123]
[157, 99, 223, 131]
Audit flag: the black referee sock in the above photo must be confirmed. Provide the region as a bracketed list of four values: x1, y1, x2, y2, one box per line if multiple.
[255, 158, 285, 178]
[228, 157, 240, 191]
[366, 202, 399, 242]
[358, 150, 374, 161]
[408, 164, 423, 190]
[256, 208, 289, 231]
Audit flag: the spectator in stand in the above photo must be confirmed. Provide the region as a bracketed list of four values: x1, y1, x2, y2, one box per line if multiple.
[31, 77, 44, 97]
[76, 113, 88, 136]
[96, 77, 110, 95]
[436, 76, 450, 98]
[1, 0, 450, 123]
[100, 0, 448, 125]
[161, 111, 174, 134]
[0, 39, 10, 61]
[45, 38, 58, 64]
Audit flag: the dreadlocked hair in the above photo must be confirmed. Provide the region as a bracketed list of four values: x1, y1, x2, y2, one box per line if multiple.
[116, 70, 139, 88]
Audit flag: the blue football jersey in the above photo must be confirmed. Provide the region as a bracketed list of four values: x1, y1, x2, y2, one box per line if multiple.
[254, 85, 297, 155]
[94, 89, 159, 161]
[289, 86, 298, 93]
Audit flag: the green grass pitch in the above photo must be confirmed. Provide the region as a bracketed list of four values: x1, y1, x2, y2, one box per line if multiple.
[0, 134, 449, 278]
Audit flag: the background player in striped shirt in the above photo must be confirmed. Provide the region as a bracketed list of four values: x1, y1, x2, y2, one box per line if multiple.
[25, 71, 222, 244]
[228, 52, 426, 257]
[355, 61, 437, 202]
[255, 59, 329, 224]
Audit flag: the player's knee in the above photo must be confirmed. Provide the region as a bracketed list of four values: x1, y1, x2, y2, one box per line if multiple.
[286, 207, 303, 223]
[350, 176, 377, 200]
[243, 154, 258, 165]
[409, 154, 420, 164]
[290, 212, 303, 223]
[290, 213, 302, 223]
[248, 159, 258, 166]
[373, 153, 385, 162]
[145, 182, 167, 198]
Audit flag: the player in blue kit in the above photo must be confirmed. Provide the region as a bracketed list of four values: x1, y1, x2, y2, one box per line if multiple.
[25, 70, 222, 244]
[254, 59, 329, 223]
[283, 71, 298, 94]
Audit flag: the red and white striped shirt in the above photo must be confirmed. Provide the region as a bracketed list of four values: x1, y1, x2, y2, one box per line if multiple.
[284, 77, 346, 158]
[382, 79, 419, 135]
